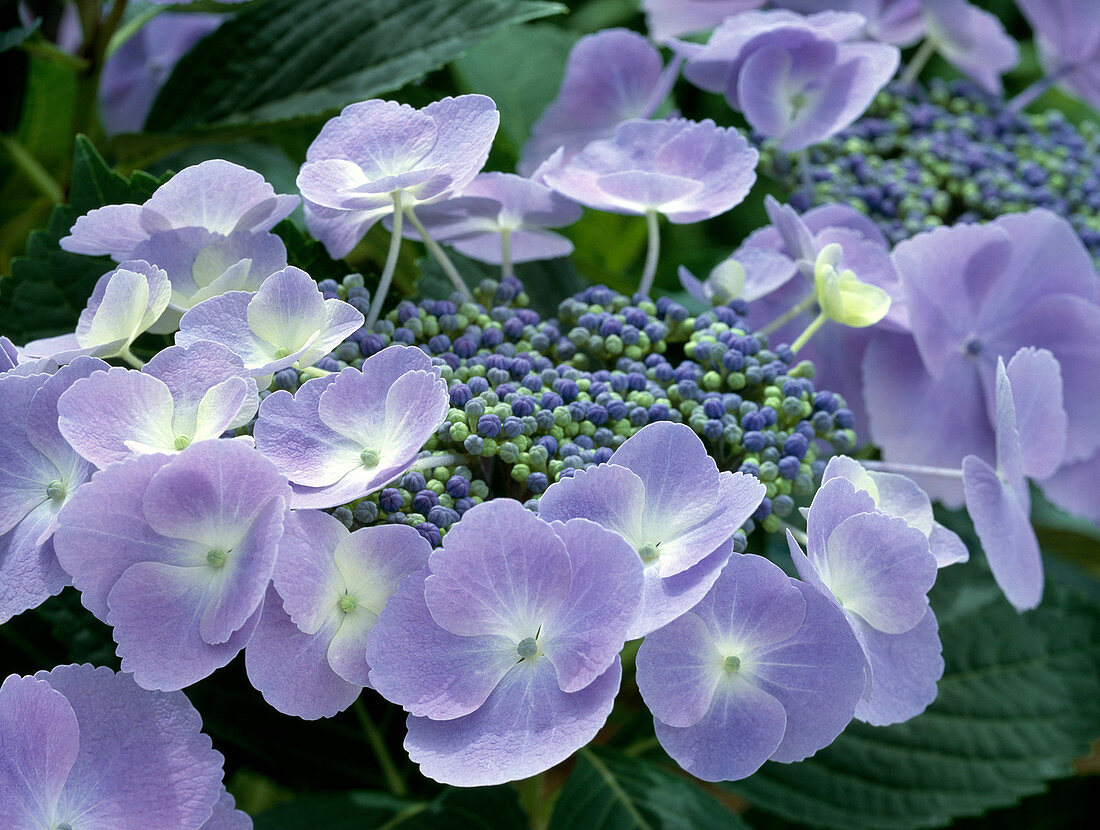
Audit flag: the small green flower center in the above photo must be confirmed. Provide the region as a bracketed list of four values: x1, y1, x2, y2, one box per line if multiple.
[173, 435, 191, 451]
[724, 655, 741, 673]
[517, 637, 539, 659]
[360, 448, 380, 468]
[57, 824, 73, 830]
[274, 346, 291, 359]
[638, 542, 660, 564]
[206, 548, 227, 568]
[339, 594, 357, 614]
[46, 480, 66, 502]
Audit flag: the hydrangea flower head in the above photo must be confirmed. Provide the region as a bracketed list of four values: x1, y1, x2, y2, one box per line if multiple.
[962, 349, 1066, 612]
[366, 499, 643, 786]
[54, 440, 291, 690]
[541, 118, 758, 223]
[0, 357, 105, 624]
[538, 421, 766, 638]
[246, 510, 431, 719]
[22, 261, 171, 363]
[61, 160, 299, 261]
[682, 9, 900, 150]
[254, 345, 449, 508]
[636, 552, 865, 781]
[1017, 0, 1100, 108]
[393, 172, 582, 264]
[920, 0, 1019, 95]
[863, 210, 1100, 506]
[0, 664, 247, 830]
[176, 265, 364, 377]
[520, 28, 683, 173]
[297, 95, 499, 258]
[787, 477, 942, 725]
[57, 341, 259, 468]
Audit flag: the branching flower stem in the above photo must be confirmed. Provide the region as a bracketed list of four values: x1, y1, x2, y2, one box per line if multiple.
[638, 209, 661, 297]
[405, 205, 474, 301]
[366, 190, 404, 329]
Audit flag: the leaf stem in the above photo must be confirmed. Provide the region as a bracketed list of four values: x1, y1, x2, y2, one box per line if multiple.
[405, 205, 473, 301]
[352, 698, 407, 797]
[789, 311, 826, 354]
[367, 190, 404, 328]
[638, 209, 660, 297]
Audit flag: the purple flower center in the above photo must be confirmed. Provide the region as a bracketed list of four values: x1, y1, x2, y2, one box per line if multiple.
[964, 336, 983, 357]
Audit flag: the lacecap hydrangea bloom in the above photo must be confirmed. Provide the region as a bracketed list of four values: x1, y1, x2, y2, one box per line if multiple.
[0, 664, 249, 829]
[367, 498, 643, 786]
[54, 440, 291, 691]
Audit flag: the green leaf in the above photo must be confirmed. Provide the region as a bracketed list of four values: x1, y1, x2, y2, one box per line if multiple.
[0, 136, 166, 342]
[255, 785, 527, 830]
[549, 748, 752, 830]
[273, 219, 349, 282]
[146, 0, 565, 134]
[452, 23, 579, 154]
[729, 564, 1100, 830]
[0, 20, 40, 53]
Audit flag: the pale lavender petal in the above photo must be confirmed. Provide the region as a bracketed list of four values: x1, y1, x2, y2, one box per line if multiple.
[1004, 347, 1067, 481]
[852, 608, 943, 725]
[298, 159, 386, 211]
[0, 373, 59, 532]
[804, 477, 877, 574]
[107, 561, 263, 691]
[245, 266, 328, 353]
[418, 95, 499, 197]
[993, 357, 1026, 502]
[923, 0, 1018, 95]
[177, 292, 306, 376]
[823, 512, 936, 634]
[450, 228, 574, 264]
[305, 99, 437, 175]
[0, 505, 70, 624]
[60, 203, 146, 258]
[296, 297, 366, 368]
[201, 788, 252, 830]
[1041, 452, 1100, 523]
[25, 356, 109, 473]
[0, 674, 77, 829]
[245, 586, 360, 719]
[758, 580, 865, 762]
[404, 657, 621, 787]
[632, 540, 735, 640]
[1017, 0, 1100, 67]
[636, 611, 724, 728]
[304, 199, 387, 260]
[145, 341, 257, 431]
[54, 453, 189, 621]
[57, 368, 177, 465]
[271, 509, 347, 634]
[537, 463, 648, 549]
[962, 454, 1043, 612]
[426, 499, 572, 639]
[653, 673, 786, 782]
[929, 522, 969, 567]
[41, 664, 225, 829]
[365, 569, 517, 720]
[644, 0, 766, 43]
[465, 172, 583, 228]
[540, 518, 643, 692]
[76, 261, 171, 351]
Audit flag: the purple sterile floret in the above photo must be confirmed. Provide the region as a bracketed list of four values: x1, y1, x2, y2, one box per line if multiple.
[57, 341, 258, 468]
[520, 28, 682, 174]
[1018, 0, 1100, 109]
[643, 1, 766, 44]
[246, 510, 431, 719]
[541, 118, 758, 223]
[61, 160, 298, 261]
[822, 456, 968, 567]
[775, 1, 924, 46]
[22, 260, 172, 363]
[681, 9, 899, 151]
[788, 476, 942, 725]
[53, 440, 290, 691]
[961, 350, 1064, 612]
[298, 95, 499, 258]
[921, 0, 1018, 95]
[0, 357, 106, 624]
[254, 345, 449, 509]
[0, 663, 244, 830]
[366, 499, 643, 786]
[538, 421, 766, 638]
[392, 172, 582, 264]
[636, 553, 865, 781]
[863, 209, 1100, 507]
[176, 265, 363, 377]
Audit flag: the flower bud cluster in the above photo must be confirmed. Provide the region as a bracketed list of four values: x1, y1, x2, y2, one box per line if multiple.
[761, 79, 1100, 264]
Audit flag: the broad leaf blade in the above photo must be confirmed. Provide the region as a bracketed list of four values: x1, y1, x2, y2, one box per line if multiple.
[146, 0, 565, 133]
[550, 748, 752, 830]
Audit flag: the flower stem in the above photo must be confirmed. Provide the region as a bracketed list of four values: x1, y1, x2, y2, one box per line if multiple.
[799, 148, 813, 195]
[299, 365, 331, 379]
[1009, 64, 1074, 112]
[789, 312, 826, 354]
[366, 190, 404, 329]
[405, 205, 473, 301]
[760, 292, 817, 336]
[409, 452, 473, 472]
[861, 460, 964, 479]
[900, 38, 936, 86]
[352, 698, 407, 797]
[500, 228, 514, 282]
[638, 209, 661, 297]
[782, 522, 809, 547]
[119, 348, 144, 369]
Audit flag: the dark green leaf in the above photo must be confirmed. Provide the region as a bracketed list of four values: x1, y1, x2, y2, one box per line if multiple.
[255, 785, 526, 830]
[550, 747, 751, 830]
[147, 0, 566, 134]
[273, 219, 349, 282]
[730, 564, 1100, 830]
[0, 136, 166, 341]
[0, 20, 40, 53]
